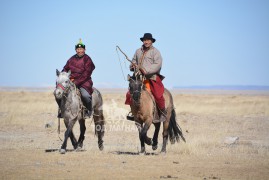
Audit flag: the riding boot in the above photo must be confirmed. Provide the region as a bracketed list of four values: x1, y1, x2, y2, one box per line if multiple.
[159, 108, 167, 122]
[85, 96, 93, 118]
[80, 88, 93, 118]
[126, 111, 134, 121]
[153, 108, 167, 123]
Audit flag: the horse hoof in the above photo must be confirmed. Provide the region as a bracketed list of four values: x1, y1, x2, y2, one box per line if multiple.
[139, 151, 146, 155]
[77, 142, 83, 149]
[160, 151, 166, 155]
[145, 138, 153, 146]
[75, 147, 83, 152]
[98, 140, 104, 151]
[99, 144, 104, 151]
[139, 147, 146, 155]
[59, 149, 66, 154]
[170, 138, 176, 144]
[152, 145, 158, 151]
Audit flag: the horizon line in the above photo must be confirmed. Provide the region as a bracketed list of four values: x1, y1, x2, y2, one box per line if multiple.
[1, 85, 269, 90]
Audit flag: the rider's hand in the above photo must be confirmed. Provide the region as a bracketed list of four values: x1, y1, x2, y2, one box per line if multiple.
[130, 63, 138, 71]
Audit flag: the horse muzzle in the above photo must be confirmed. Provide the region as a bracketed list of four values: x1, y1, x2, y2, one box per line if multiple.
[132, 91, 141, 104]
[54, 89, 63, 99]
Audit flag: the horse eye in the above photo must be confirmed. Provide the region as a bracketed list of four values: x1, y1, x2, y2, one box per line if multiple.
[65, 80, 68, 83]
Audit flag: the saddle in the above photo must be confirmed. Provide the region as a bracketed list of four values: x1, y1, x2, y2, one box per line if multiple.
[76, 89, 88, 118]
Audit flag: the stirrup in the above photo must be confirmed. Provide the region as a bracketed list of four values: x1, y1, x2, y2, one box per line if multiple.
[126, 112, 134, 121]
[153, 115, 166, 123]
[85, 110, 92, 118]
[153, 109, 167, 123]
[159, 114, 167, 122]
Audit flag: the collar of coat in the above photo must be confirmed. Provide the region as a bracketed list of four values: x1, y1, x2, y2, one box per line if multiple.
[75, 54, 85, 59]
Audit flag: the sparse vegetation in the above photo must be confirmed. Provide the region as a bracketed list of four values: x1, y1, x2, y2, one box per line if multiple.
[0, 90, 269, 179]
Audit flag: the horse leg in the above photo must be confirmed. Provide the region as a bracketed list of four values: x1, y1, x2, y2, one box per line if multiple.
[139, 120, 151, 154]
[161, 120, 169, 153]
[60, 119, 76, 154]
[144, 122, 154, 146]
[144, 120, 153, 146]
[63, 119, 77, 149]
[152, 122, 161, 150]
[94, 110, 105, 151]
[135, 121, 144, 153]
[69, 130, 78, 149]
[77, 118, 86, 149]
[145, 136, 152, 145]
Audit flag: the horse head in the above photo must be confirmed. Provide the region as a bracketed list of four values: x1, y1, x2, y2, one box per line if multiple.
[54, 69, 72, 99]
[128, 73, 144, 105]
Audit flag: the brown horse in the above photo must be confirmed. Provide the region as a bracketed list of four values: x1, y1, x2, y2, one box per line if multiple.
[128, 73, 185, 154]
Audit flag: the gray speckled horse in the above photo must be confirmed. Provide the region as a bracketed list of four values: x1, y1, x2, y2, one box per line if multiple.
[54, 69, 105, 154]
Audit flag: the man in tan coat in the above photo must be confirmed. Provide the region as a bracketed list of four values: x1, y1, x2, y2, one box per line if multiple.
[125, 33, 166, 122]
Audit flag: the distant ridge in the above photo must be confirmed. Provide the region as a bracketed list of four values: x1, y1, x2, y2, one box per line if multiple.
[173, 85, 269, 90]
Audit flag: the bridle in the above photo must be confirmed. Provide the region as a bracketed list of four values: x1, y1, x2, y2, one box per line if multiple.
[129, 73, 145, 106]
[56, 83, 65, 91]
[56, 81, 72, 97]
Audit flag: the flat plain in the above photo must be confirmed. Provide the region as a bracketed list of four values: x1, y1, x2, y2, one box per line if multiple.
[0, 88, 269, 179]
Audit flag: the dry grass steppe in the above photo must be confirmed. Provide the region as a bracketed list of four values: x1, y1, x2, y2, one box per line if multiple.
[0, 89, 269, 179]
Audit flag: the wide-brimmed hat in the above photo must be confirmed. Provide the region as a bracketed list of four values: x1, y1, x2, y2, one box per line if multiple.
[75, 38, 85, 49]
[140, 33, 156, 43]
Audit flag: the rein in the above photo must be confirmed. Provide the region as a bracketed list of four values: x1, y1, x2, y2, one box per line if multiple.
[56, 82, 71, 96]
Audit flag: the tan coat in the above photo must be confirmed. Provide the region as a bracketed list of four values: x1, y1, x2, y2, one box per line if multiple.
[132, 46, 164, 81]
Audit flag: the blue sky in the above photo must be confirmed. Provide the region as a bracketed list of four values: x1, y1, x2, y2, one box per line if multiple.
[0, 0, 268, 88]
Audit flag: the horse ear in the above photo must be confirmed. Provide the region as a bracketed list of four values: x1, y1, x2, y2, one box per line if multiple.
[127, 74, 131, 81]
[67, 70, 71, 77]
[56, 69, 60, 76]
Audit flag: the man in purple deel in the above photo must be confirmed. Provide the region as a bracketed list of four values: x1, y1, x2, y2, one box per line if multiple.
[56, 39, 95, 118]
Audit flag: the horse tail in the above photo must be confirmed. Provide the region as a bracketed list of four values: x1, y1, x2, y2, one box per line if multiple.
[168, 109, 186, 144]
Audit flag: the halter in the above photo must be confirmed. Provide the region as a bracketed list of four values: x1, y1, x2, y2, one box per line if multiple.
[57, 83, 65, 91]
[56, 81, 72, 96]
[131, 89, 141, 105]
[129, 73, 145, 106]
